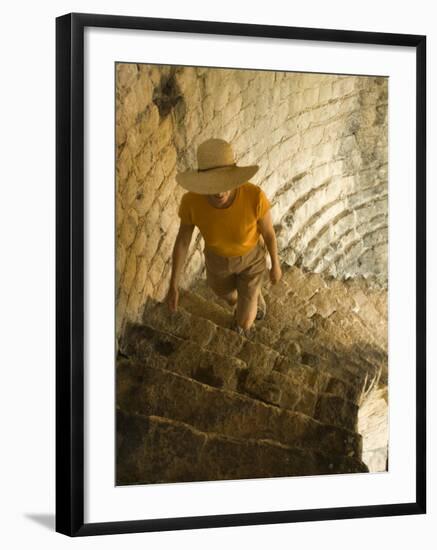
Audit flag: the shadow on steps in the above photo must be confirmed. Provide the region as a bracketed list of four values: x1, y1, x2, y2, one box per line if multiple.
[116, 264, 386, 484]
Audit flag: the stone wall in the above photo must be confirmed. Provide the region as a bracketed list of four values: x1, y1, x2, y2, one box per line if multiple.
[358, 386, 389, 471]
[115, 63, 388, 337]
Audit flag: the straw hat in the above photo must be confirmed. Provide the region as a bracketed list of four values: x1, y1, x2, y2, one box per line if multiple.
[175, 138, 259, 194]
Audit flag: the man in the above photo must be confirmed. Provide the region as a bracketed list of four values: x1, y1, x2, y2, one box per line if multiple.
[166, 138, 282, 336]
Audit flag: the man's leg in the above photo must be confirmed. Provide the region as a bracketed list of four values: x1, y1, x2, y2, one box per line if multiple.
[235, 243, 267, 331]
[235, 288, 259, 330]
[217, 289, 238, 307]
[204, 249, 237, 307]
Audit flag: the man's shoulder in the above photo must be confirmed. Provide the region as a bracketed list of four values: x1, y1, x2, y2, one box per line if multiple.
[241, 181, 259, 193]
[241, 182, 264, 200]
[180, 191, 201, 205]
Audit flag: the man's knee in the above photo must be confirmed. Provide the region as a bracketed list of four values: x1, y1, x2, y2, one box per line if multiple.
[218, 290, 238, 306]
[237, 285, 260, 307]
[236, 292, 258, 329]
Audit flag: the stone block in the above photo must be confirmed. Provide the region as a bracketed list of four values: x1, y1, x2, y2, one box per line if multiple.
[295, 110, 313, 132]
[173, 67, 197, 95]
[302, 125, 325, 149]
[302, 87, 319, 109]
[156, 116, 173, 153]
[116, 243, 127, 284]
[242, 371, 282, 406]
[223, 94, 243, 124]
[126, 288, 142, 320]
[132, 73, 154, 111]
[309, 289, 337, 319]
[143, 224, 161, 265]
[134, 147, 153, 180]
[214, 81, 231, 112]
[138, 105, 160, 139]
[169, 342, 245, 391]
[132, 187, 154, 217]
[116, 411, 367, 485]
[115, 193, 124, 229]
[122, 250, 137, 295]
[125, 126, 142, 157]
[122, 89, 140, 122]
[332, 77, 356, 98]
[289, 92, 303, 114]
[199, 94, 214, 124]
[120, 208, 138, 248]
[134, 256, 149, 294]
[315, 394, 358, 432]
[298, 73, 320, 89]
[207, 325, 245, 357]
[116, 63, 138, 88]
[237, 340, 279, 374]
[120, 173, 139, 209]
[117, 146, 132, 182]
[160, 145, 177, 178]
[116, 119, 127, 149]
[116, 290, 128, 335]
[318, 82, 333, 104]
[148, 255, 165, 287]
[312, 141, 336, 165]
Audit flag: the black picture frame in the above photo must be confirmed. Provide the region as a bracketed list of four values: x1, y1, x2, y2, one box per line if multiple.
[56, 12, 426, 537]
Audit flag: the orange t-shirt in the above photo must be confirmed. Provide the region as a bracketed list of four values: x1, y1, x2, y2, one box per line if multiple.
[178, 182, 271, 257]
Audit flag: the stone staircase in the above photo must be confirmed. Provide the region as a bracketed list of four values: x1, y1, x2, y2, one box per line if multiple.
[116, 264, 388, 485]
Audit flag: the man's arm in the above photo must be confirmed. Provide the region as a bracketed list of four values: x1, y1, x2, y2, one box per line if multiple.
[166, 222, 195, 311]
[257, 210, 282, 284]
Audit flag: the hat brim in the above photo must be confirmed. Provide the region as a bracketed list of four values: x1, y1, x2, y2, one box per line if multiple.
[176, 165, 259, 194]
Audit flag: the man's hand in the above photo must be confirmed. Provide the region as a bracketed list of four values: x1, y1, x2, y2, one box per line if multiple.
[270, 263, 282, 285]
[258, 210, 282, 286]
[166, 285, 179, 312]
[166, 222, 194, 313]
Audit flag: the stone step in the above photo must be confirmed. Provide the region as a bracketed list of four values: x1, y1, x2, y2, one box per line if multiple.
[181, 283, 365, 410]
[187, 281, 365, 392]
[183, 283, 363, 405]
[184, 283, 286, 347]
[280, 266, 387, 350]
[273, 355, 362, 405]
[323, 275, 378, 316]
[305, 321, 381, 387]
[116, 410, 368, 485]
[262, 278, 292, 300]
[273, 327, 370, 395]
[122, 322, 247, 392]
[372, 291, 388, 322]
[259, 291, 315, 334]
[280, 264, 307, 290]
[264, 277, 387, 360]
[117, 358, 362, 458]
[341, 280, 388, 330]
[320, 276, 357, 309]
[260, 291, 384, 387]
[190, 277, 231, 307]
[179, 288, 233, 330]
[282, 267, 328, 300]
[307, 319, 385, 377]
[122, 320, 358, 429]
[189, 281, 288, 343]
[314, 309, 386, 358]
[142, 298, 279, 375]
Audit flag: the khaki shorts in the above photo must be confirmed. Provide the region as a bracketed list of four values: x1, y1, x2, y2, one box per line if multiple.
[204, 240, 267, 304]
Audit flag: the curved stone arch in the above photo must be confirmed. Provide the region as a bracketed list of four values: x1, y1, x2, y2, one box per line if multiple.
[307, 222, 388, 275]
[277, 189, 387, 269]
[115, 63, 388, 337]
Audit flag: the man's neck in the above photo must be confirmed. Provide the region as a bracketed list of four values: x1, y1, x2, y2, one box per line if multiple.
[207, 189, 237, 209]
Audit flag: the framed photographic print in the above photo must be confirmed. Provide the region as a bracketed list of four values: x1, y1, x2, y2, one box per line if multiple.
[56, 12, 426, 536]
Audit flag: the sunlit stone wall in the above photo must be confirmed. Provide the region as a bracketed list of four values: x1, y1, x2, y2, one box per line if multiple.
[115, 63, 388, 337]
